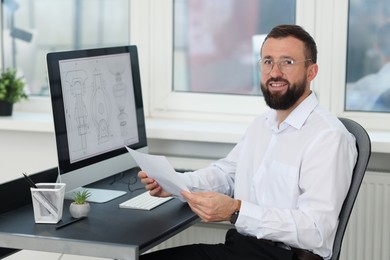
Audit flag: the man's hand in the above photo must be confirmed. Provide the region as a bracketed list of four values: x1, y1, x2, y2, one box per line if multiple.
[137, 171, 172, 197]
[181, 191, 239, 222]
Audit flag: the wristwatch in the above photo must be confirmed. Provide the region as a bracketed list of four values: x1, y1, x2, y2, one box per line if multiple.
[230, 199, 241, 224]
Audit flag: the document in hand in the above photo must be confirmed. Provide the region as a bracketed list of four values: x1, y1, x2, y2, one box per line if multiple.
[125, 147, 190, 198]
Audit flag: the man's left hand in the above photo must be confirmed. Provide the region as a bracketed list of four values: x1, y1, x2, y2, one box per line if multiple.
[181, 191, 238, 222]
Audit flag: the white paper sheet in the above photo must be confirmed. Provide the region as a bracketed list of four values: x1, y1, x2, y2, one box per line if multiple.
[126, 147, 189, 198]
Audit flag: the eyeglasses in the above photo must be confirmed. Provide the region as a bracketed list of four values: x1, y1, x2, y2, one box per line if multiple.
[258, 58, 312, 74]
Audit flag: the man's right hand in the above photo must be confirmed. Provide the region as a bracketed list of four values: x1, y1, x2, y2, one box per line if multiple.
[137, 170, 172, 197]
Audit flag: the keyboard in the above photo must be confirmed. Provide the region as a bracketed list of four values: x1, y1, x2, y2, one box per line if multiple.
[119, 191, 173, 210]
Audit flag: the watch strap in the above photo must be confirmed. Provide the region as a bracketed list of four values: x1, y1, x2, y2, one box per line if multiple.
[230, 199, 241, 224]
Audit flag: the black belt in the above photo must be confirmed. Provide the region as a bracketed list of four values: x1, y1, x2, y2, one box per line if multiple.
[260, 239, 323, 260]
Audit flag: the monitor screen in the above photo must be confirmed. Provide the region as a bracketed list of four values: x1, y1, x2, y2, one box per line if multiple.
[47, 45, 147, 202]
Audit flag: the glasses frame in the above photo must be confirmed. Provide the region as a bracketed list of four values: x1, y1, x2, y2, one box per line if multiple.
[258, 58, 312, 74]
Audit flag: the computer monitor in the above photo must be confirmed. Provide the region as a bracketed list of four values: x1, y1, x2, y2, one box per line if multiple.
[47, 45, 147, 203]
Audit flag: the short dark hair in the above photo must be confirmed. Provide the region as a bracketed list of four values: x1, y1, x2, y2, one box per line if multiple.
[262, 24, 318, 64]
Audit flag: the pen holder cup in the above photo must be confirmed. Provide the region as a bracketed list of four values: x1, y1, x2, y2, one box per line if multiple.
[30, 183, 66, 224]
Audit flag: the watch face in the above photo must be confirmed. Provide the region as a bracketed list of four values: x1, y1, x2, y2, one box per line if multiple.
[230, 211, 239, 224]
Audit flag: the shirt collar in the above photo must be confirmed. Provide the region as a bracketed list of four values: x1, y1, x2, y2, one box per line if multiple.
[285, 92, 318, 129]
[266, 92, 319, 130]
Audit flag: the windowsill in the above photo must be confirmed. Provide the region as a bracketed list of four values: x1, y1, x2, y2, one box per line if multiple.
[0, 111, 54, 133]
[1, 111, 390, 153]
[145, 118, 248, 144]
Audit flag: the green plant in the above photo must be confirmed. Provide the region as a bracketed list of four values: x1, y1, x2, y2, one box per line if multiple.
[0, 68, 28, 103]
[73, 189, 91, 205]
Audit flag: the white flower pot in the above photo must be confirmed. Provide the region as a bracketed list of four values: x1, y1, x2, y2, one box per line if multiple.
[69, 202, 90, 218]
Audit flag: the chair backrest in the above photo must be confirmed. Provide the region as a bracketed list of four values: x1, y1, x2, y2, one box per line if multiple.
[330, 118, 371, 260]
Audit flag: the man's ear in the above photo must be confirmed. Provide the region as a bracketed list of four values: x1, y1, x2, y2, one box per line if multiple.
[307, 63, 318, 82]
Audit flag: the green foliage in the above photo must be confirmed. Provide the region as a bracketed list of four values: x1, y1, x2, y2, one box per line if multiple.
[73, 189, 91, 205]
[0, 68, 28, 103]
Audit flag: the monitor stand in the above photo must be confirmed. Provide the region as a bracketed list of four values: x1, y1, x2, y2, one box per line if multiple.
[64, 187, 127, 203]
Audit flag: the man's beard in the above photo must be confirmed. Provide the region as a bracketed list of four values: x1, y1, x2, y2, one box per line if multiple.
[261, 76, 306, 110]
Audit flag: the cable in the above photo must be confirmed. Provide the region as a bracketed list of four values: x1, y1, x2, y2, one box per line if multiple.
[109, 170, 144, 193]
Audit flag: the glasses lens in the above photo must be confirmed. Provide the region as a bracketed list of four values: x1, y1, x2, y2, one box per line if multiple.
[259, 60, 272, 74]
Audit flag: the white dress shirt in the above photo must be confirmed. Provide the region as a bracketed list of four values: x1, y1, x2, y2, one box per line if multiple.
[181, 93, 358, 259]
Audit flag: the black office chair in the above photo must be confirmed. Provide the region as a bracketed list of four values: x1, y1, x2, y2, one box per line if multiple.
[330, 118, 371, 260]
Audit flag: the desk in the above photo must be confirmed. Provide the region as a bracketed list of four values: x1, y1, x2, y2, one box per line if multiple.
[0, 168, 199, 260]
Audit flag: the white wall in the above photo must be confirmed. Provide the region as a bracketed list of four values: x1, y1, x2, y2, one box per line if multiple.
[0, 130, 57, 184]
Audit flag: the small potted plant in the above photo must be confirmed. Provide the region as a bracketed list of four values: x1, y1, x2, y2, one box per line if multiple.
[0, 68, 28, 116]
[69, 189, 91, 218]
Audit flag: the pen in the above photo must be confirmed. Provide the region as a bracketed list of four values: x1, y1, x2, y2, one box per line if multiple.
[56, 216, 86, 230]
[23, 173, 38, 188]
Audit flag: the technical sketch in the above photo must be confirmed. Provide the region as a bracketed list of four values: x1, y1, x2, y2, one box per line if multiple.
[59, 53, 139, 163]
[90, 68, 112, 144]
[64, 69, 89, 152]
[109, 62, 133, 144]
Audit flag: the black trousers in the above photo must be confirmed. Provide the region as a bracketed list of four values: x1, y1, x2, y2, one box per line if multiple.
[139, 229, 294, 260]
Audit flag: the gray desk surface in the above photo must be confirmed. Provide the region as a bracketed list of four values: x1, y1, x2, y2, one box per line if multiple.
[0, 168, 199, 260]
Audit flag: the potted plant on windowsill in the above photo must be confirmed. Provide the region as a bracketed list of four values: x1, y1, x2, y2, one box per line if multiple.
[0, 68, 28, 116]
[69, 189, 91, 219]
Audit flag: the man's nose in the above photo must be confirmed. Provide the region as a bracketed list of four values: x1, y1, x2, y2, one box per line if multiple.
[269, 63, 284, 77]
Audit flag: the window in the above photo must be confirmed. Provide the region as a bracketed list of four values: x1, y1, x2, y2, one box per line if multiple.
[345, 0, 390, 113]
[1, 0, 130, 97]
[173, 0, 295, 96]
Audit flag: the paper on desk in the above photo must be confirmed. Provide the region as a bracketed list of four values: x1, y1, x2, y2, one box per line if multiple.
[125, 147, 189, 198]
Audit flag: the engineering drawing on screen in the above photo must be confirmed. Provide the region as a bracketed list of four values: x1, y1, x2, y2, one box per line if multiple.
[59, 53, 139, 164]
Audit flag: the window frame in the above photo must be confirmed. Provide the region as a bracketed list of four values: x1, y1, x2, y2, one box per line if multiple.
[138, 0, 322, 122]
[325, 0, 390, 132]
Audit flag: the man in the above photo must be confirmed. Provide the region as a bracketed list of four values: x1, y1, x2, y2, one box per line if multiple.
[139, 24, 357, 260]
